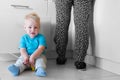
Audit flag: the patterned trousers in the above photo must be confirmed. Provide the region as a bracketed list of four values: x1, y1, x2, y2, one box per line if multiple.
[54, 0, 92, 62]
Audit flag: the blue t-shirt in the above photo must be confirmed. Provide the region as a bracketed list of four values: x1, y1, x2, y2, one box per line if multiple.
[19, 33, 47, 55]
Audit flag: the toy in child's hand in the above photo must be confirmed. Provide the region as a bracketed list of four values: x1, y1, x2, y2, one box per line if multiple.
[23, 62, 35, 71]
[31, 65, 35, 71]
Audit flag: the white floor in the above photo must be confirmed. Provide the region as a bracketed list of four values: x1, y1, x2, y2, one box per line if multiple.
[0, 59, 120, 80]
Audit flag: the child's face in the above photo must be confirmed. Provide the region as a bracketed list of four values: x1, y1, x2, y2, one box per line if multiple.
[24, 18, 40, 38]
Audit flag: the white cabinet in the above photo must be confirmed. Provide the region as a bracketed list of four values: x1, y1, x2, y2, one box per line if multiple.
[0, 0, 51, 53]
[0, 0, 73, 56]
[1, 0, 48, 15]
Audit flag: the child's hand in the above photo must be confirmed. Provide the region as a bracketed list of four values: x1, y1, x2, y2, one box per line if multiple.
[23, 56, 29, 65]
[29, 56, 35, 67]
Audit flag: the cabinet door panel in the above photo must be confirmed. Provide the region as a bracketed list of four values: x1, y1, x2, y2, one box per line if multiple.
[0, 0, 51, 53]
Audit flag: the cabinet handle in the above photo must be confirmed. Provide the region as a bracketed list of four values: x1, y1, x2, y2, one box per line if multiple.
[11, 5, 33, 10]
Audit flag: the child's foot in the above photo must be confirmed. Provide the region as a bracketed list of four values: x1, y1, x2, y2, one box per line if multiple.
[35, 67, 47, 77]
[8, 64, 20, 76]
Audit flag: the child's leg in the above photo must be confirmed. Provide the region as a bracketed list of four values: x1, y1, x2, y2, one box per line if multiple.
[8, 56, 27, 76]
[54, 0, 73, 65]
[15, 56, 28, 72]
[35, 55, 47, 77]
[8, 64, 20, 76]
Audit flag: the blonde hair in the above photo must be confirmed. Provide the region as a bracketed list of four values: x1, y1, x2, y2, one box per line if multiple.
[25, 12, 40, 27]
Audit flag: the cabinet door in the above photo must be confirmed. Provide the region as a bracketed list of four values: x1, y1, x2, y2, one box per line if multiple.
[0, 0, 51, 53]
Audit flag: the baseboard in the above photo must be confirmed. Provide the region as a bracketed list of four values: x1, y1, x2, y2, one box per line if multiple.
[95, 57, 120, 75]
[0, 50, 73, 61]
[86, 55, 120, 75]
[0, 53, 18, 61]
[85, 55, 96, 66]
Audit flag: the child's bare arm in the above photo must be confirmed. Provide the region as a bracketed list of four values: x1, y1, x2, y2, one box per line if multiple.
[29, 46, 45, 66]
[20, 48, 29, 64]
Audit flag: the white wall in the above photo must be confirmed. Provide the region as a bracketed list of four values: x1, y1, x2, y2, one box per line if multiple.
[94, 0, 120, 74]
[94, 0, 120, 63]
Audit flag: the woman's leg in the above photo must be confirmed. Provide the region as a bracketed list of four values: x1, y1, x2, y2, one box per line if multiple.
[54, 0, 73, 64]
[73, 0, 91, 69]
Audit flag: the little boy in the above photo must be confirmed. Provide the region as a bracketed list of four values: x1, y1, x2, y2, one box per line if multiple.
[8, 12, 47, 77]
